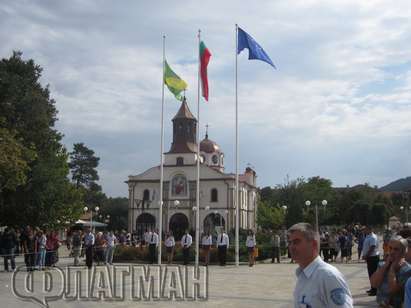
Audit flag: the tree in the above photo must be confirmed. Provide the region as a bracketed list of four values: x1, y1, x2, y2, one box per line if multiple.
[0, 51, 83, 227]
[99, 197, 128, 231]
[69, 143, 100, 189]
[257, 200, 284, 230]
[0, 125, 35, 192]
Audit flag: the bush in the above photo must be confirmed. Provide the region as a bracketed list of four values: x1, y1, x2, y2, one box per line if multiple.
[113, 243, 270, 263]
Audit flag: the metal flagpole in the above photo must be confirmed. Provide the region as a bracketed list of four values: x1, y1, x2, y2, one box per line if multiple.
[235, 24, 240, 267]
[158, 34, 165, 265]
[195, 29, 201, 269]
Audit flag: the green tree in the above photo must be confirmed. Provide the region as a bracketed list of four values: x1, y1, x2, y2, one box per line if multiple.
[0, 51, 83, 227]
[0, 125, 35, 192]
[301, 176, 335, 226]
[257, 200, 284, 230]
[69, 143, 100, 189]
[99, 197, 128, 231]
[68, 143, 105, 211]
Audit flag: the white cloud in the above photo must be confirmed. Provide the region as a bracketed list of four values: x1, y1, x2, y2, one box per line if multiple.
[2, 0, 411, 195]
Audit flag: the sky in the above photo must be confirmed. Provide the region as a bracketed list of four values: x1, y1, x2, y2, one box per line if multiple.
[1, 0, 411, 197]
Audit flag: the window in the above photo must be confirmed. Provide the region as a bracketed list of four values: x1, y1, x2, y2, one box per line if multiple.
[212, 155, 218, 164]
[176, 157, 184, 166]
[143, 189, 150, 208]
[143, 189, 150, 201]
[211, 188, 218, 202]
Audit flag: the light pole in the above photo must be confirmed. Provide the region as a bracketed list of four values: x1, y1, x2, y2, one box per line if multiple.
[104, 214, 110, 226]
[281, 205, 287, 227]
[305, 200, 327, 233]
[84, 206, 99, 232]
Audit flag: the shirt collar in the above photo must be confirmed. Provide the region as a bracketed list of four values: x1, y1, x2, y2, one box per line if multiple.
[296, 256, 322, 278]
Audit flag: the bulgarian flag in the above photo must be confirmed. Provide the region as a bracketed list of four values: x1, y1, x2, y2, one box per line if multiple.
[164, 60, 188, 101]
[199, 41, 211, 101]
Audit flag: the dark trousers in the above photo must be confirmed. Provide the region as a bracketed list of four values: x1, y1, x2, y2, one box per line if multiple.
[218, 245, 227, 266]
[183, 247, 190, 265]
[3, 248, 16, 271]
[85, 246, 93, 268]
[322, 248, 330, 262]
[24, 252, 35, 271]
[366, 255, 380, 291]
[272, 247, 280, 263]
[149, 244, 157, 264]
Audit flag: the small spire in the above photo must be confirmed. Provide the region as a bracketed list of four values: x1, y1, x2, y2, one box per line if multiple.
[205, 124, 209, 139]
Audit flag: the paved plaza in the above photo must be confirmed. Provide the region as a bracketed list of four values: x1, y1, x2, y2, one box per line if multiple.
[0, 256, 376, 308]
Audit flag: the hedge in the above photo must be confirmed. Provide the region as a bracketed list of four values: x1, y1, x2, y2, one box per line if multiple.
[113, 243, 275, 263]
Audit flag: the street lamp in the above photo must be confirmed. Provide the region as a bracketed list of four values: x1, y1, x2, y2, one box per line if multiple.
[84, 206, 99, 232]
[281, 205, 287, 226]
[104, 214, 110, 225]
[305, 200, 327, 233]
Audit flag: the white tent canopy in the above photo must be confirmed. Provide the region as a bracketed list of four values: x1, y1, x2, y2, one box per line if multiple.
[75, 220, 107, 227]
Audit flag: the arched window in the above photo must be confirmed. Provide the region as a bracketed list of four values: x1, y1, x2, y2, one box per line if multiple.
[143, 189, 150, 201]
[142, 189, 150, 209]
[211, 188, 218, 202]
[176, 157, 184, 166]
[212, 155, 218, 164]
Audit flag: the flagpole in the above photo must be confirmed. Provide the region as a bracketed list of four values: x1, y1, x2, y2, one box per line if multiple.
[158, 34, 165, 265]
[235, 24, 240, 267]
[195, 29, 201, 269]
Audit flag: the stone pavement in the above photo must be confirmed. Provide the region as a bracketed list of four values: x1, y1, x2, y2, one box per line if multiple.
[0, 256, 377, 308]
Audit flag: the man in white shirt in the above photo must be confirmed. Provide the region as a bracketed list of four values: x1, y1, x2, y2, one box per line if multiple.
[164, 231, 175, 264]
[105, 231, 117, 265]
[217, 230, 229, 266]
[289, 223, 353, 307]
[362, 226, 380, 296]
[201, 231, 212, 266]
[148, 229, 159, 264]
[181, 230, 192, 265]
[84, 228, 95, 269]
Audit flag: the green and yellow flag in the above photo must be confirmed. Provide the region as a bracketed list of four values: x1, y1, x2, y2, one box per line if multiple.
[164, 60, 187, 101]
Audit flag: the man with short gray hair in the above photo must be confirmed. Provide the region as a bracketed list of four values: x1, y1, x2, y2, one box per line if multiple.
[289, 223, 353, 307]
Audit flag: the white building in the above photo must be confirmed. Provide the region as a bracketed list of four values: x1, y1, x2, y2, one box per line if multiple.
[126, 99, 258, 240]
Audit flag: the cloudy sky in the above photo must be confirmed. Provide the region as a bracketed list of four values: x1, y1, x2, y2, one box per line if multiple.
[2, 0, 411, 197]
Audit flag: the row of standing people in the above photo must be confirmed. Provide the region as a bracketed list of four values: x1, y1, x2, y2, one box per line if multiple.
[145, 229, 258, 266]
[1, 226, 60, 272]
[71, 228, 117, 268]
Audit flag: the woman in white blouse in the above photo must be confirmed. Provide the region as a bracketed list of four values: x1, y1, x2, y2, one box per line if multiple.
[246, 229, 256, 267]
[164, 231, 175, 264]
[201, 231, 212, 266]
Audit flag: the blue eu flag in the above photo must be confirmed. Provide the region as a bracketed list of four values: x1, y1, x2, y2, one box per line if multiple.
[237, 27, 276, 69]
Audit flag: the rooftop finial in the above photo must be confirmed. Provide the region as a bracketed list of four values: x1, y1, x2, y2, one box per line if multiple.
[205, 123, 209, 139]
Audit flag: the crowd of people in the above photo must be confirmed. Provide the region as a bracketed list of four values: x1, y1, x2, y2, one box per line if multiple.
[0, 226, 60, 272]
[5, 223, 411, 306]
[293, 224, 411, 307]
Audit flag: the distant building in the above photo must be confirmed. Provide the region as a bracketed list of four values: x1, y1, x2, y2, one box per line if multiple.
[126, 98, 258, 240]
